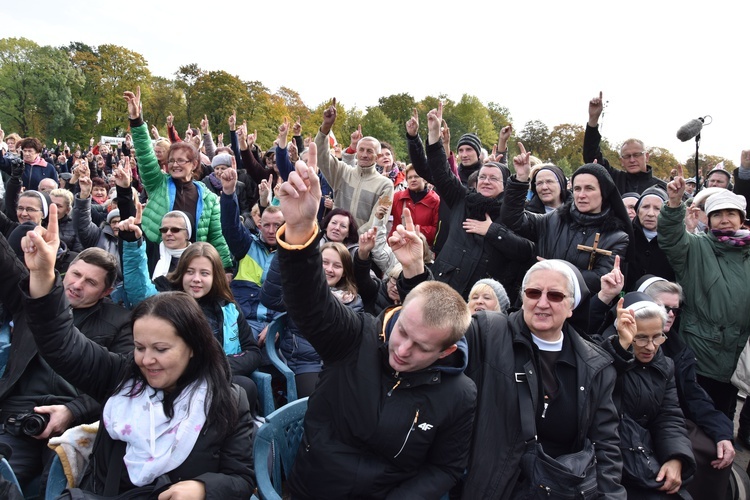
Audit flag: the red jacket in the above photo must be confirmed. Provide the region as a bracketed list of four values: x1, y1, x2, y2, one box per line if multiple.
[388, 189, 440, 247]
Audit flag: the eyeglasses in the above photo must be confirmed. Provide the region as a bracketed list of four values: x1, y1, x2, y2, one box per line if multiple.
[663, 305, 681, 316]
[620, 152, 645, 160]
[167, 158, 192, 166]
[17, 206, 41, 214]
[633, 334, 667, 347]
[160, 227, 186, 234]
[523, 288, 567, 303]
[535, 179, 557, 187]
[478, 175, 503, 183]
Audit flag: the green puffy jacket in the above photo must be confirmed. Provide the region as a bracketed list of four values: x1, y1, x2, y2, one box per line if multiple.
[658, 203, 750, 382]
[131, 121, 232, 268]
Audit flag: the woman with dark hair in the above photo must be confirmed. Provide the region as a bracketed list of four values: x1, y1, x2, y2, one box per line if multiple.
[122, 220, 262, 411]
[20, 219, 254, 498]
[260, 241, 363, 398]
[320, 208, 359, 256]
[123, 87, 232, 269]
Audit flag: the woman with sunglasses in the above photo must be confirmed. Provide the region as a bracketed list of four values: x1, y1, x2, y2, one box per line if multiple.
[597, 292, 696, 498]
[123, 87, 232, 270]
[121, 219, 262, 413]
[460, 258, 625, 497]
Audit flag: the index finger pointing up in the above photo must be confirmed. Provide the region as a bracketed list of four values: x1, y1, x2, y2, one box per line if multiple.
[517, 142, 527, 155]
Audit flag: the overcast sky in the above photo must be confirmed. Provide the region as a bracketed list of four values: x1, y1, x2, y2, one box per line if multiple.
[6, 0, 748, 165]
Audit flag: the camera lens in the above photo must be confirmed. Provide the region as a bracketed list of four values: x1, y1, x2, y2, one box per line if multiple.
[22, 413, 50, 437]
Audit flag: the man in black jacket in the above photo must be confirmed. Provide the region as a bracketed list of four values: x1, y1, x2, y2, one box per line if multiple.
[584, 91, 667, 195]
[276, 145, 477, 499]
[0, 236, 132, 488]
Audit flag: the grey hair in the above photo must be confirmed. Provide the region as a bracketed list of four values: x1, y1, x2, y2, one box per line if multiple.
[643, 281, 683, 302]
[521, 260, 576, 303]
[633, 302, 668, 329]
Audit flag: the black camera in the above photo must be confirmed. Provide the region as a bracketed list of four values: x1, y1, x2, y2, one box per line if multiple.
[4, 412, 50, 437]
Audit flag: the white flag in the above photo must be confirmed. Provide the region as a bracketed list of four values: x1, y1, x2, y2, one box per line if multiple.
[96, 108, 102, 124]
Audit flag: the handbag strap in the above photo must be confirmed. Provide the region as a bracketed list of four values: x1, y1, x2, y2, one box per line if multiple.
[514, 347, 537, 443]
[103, 440, 126, 496]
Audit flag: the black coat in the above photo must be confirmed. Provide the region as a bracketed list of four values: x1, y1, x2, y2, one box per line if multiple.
[625, 221, 675, 291]
[0, 233, 131, 424]
[583, 125, 667, 195]
[278, 233, 476, 499]
[22, 277, 254, 498]
[502, 177, 630, 294]
[461, 310, 626, 498]
[600, 331, 696, 496]
[424, 141, 534, 301]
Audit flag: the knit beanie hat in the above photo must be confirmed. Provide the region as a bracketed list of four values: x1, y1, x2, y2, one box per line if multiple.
[107, 209, 121, 224]
[572, 163, 617, 199]
[471, 278, 511, 313]
[211, 153, 233, 169]
[457, 133, 482, 158]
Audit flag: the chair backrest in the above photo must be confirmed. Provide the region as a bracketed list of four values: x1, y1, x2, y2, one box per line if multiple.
[264, 313, 298, 403]
[45, 454, 69, 499]
[253, 397, 308, 500]
[250, 370, 275, 417]
[0, 458, 23, 499]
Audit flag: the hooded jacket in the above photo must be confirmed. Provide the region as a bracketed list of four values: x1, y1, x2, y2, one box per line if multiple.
[278, 232, 476, 499]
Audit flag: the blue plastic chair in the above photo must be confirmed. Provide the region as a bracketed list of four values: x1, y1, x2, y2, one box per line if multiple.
[264, 313, 298, 404]
[253, 397, 308, 500]
[44, 454, 68, 499]
[0, 458, 23, 497]
[250, 370, 275, 417]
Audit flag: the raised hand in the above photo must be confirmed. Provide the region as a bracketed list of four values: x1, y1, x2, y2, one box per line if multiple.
[599, 255, 624, 304]
[150, 125, 160, 139]
[441, 119, 451, 148]
[217, 132, 224, 146]
[79, 176, 93, 199]
[498, 124, 513, 146]
[228, 110, 236, 131]
[388, 208, 425, 278]
[321, 98, 337, 135]
[666, 164, 686, 208]
[350, 124, 363, 150]
[22, 204, 59, 279]
[513, 142, 531, 182]
[615, 297, 636, 351]
[258, 174, 272, 205]
[123, 87, 142, 120]
[357, 227, 377, 259]
[167, 113, 174, 127]
[118, 216, 143, 239]
[219, 167, 238, 195]
[200, 114, 209, 134]
[277, 142, 321, 243]
[426, 102, 443, 145]
[406, 108, 419, 136]
[588, 91, 604, 126]
[278, 117, 290, 145]
[113, 157, 132, 188]
[292, 116, 302, 136]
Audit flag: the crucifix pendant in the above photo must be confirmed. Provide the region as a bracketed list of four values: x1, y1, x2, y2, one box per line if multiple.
[576, 232, 613, 270]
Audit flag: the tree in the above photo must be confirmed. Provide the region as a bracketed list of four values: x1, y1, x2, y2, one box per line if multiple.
[549, 123, 584, 172]
[144, 76, 183, 135]
[446, 95, 496, 152]
[487, 102, 513, 136]
[175, 63, 203, 125]
[276, 86, 311, 136]
[517, 120, 553, 164]
[192, 70, 247, 134]
[377, 93, 416, 134]
[0, 38, 81, 139]
[362, 107, 404, 160]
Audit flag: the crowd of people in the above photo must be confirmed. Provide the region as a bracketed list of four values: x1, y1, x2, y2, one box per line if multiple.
[0, 87, 749, 499]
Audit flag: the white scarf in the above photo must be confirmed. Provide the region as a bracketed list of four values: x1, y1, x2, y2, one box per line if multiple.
[102, 379, 209, 486]
[152, 242, 189, 280]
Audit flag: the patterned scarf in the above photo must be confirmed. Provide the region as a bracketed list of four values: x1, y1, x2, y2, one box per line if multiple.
[711, 229, 750, 246]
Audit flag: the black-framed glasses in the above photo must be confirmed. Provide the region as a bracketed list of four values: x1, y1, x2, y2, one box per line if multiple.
[523, 288, 567, 303]
[620, 152, 645, 160]
[159, 227, 186, 234]
[663, 305, 681, 316]
[633, 334, 667, 347]
[167, 158, 192, 166]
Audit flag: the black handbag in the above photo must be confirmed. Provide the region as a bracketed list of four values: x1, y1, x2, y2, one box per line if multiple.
[618, 412, 662, 490]
[515, 363, 598, 499]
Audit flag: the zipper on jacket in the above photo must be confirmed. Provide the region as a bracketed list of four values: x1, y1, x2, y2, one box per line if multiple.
[394, 409, 419, 458]
[387, 373, 401, 396]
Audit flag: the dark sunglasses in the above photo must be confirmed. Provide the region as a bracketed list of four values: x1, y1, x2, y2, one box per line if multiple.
[523, 288, 567, 303]
[159, 227, 186, 234]
[663, 305, 681, 316]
